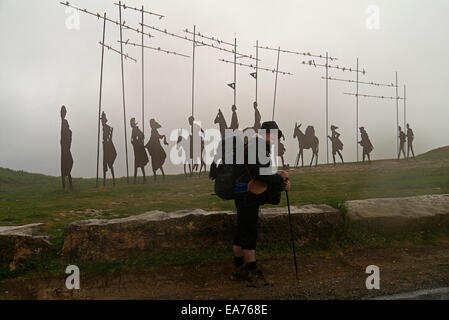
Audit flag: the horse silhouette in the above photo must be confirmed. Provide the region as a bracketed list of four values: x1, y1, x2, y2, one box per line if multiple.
[293, 122, 319, 167]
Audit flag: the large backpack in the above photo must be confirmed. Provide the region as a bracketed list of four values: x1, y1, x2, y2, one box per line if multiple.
[209, 135, 245, 200]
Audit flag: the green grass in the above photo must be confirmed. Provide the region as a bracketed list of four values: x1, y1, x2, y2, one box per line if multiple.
[1, 146, 449, 280]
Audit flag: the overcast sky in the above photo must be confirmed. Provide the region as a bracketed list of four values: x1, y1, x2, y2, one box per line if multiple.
[1, 0, 448, 177]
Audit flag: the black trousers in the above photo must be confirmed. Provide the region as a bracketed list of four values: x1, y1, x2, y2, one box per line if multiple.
[233, 197, 261, 250]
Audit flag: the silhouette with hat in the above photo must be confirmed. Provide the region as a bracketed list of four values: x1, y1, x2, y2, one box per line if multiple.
[328, 125, 344, 165]
[398, 126, 406, 160]
[101, 112, 117, 186]
[60, 105, 73, 190]
[230, 105, 239, 131]
[145, 119, 169, 180]
[130, 117, 149, 184]
[406, 123, 415, 159]
[359, 127, 373, 162]
[277, 129, 287, 169]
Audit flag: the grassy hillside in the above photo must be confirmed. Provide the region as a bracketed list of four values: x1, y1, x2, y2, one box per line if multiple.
[417, 146, 449, 160]
[2, 150, 449, 236]
[0, 167, 56, 187]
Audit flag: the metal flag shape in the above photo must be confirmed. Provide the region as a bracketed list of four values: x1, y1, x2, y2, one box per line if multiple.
[250, 72, 257, 79]
[227, 82, 235, 89]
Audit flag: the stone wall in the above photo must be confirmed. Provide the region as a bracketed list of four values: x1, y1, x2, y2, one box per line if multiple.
[62, 205, 342, 263]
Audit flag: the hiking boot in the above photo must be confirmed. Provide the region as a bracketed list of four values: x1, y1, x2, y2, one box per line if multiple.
[246, 268, 270, 288]
[231, 264, 249, 281]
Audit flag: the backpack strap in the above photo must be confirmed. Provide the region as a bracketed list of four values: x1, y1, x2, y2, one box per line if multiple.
[244, 163, 253, 180]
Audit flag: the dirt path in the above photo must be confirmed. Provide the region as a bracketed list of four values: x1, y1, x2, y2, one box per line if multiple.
[1, 245, 449, 300]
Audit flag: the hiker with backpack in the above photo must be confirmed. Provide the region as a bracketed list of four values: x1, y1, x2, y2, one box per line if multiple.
[210, 121, 291, 287]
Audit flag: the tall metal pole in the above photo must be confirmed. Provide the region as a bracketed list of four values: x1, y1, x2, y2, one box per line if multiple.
[191, 25, 196, 119]
[141, 5, 145, 137]
[272, 46, 280, 121]
[255, 40, 258, 104]
[395, 72, 399, 156]
[356, 58, 359, 162]
[325, 52, 329, 164]
[191, 25, 196, 172]
[234, 36, 237, 107]
[96, 13, 107, 188]
[118, 1, 130, 183]
[403, 84, 407, 129]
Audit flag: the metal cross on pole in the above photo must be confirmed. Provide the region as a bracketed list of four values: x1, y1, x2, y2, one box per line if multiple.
[113, 2, 164, 137]
[343, 76, 405, 160]
[98, 39, 136, 184]
[403, 84, 407, 130]
[323, 60, 400, 162]
[141, 24, 254, 173]
[61, 1, 153, 185]
[60, 2, 144, 187]
[255, 45, 305, 122]
[219, 49, 293, 111]
[96, 13, 107, 188]
[256, 46, 339, 164]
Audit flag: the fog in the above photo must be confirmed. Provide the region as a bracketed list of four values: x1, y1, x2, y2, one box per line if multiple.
[1, 0, 448, 177]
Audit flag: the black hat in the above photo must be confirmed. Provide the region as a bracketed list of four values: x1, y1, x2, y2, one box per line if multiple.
[261, 121, 279, 130]
[261, 121, 283, 137]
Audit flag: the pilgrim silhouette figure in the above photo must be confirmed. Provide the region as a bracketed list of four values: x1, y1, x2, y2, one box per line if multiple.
[101, 112, 117, 186]
[145, 119, 169, 180]
[214, 108, 227, 140]
[130, 117, 149, 184]
[60, 105, 73, 190]
[253, 101, 261, 132]
[230, 105, 239, 131]
[328, 125, 344, 165]
[278, 129, 286, 168]
[407, 123, 415, 159]
[398, 126, 406, 160]
[186, 116, 206, 176]
[359, 127, 373, 162]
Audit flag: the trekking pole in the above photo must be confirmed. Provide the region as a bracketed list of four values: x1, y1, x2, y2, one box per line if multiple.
[285, 190, 298, 279]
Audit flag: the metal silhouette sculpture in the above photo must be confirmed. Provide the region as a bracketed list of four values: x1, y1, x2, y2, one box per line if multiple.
[278, 129, 287, 168]
[130, 117, 149, 184]
[60, 105, 73, 190]
[253, 101, 261, 132]
[178, 116, 206, 176]
[101, 112, 117, 186]
[398, 126, 406, 160]
[293, 123, 319, 167]
[407, 123, 415, 159]
[145, 119, 169, 180]
[359, 127, 374, 162]
[328, 125, 344, 165]
[215, 105, 259, 140]
[230, 105, 239, 131]
[214, 108, 228, 140]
